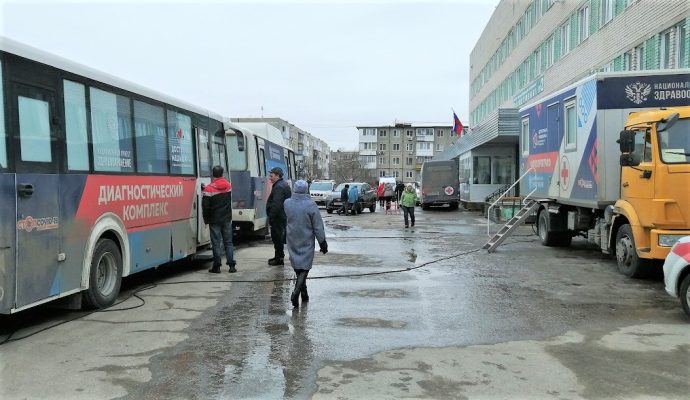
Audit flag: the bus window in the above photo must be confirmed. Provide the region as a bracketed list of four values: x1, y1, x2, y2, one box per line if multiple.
[211, 133, 227, 175]
[259, 148, 266, 177]
[134, 100, 167, 174]
[63, 80, 89, 171]
[90, 88, 134, 173]
[0, 62, 6, 169]
[226, 131, 247, 171]
[289, 151, 296, 179]
[168, 110, 193, 175]
[284, 156, 290, 179]
[196, 127, 211, 177]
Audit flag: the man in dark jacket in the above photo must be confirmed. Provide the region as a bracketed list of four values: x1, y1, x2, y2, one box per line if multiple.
[337, 184, 349, 215]
[202, 165, 236, 273]
[266, 167, 292, 266]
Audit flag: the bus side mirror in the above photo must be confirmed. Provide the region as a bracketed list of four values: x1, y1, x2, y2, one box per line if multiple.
[617, 130, 635, 153]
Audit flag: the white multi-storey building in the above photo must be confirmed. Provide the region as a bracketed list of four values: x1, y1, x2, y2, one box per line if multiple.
[441, 0, 689, 206]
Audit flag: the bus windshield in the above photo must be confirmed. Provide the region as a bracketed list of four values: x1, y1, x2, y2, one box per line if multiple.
[659, 118, 690, 164]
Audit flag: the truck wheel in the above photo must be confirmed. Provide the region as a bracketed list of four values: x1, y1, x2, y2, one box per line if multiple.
[422, 204, 430, 210]
[369, 203, 376, 212]
[356, 204, 363, 214]
[83, 238, 122, 309]
[538, 210, 556, 246]
[679, 274, 690, 319]
[615, 224, 648, 278]
[326, 208, 333, 214]
[450, 202, 459, 210]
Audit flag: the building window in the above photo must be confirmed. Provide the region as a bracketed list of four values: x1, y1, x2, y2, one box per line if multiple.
[392, 143, 400, 151]
[406, 171, 413, 178]
[473, 156, 491, 184]
[546, 35, 554, 68]
[660, 29, 673, 69]
[406, 130, 413, 137]
[578, 5, 590, 44]
[679, 23, 687, 67]
[436, 130, 444, 137]
[379, 170, 386, 177]
[565, 100, 577, 150]
[521, 117, 529, 155]
[379, 157, 384, 164]
[560, 22, 570, 55]
[393, 129, 399, 137]
[416, 142, 431, 151]
[435, 144, 443, 151]
[600, 0, 613, 27]
[392, 157, 400, 165]
[406, 143, 414, 151]
[634, 44, 645, 70]
[379, 130, 387, 137]
[393, 171, 399, 178]
[406, 157, 413, 165]
[379, 143, 386, 151]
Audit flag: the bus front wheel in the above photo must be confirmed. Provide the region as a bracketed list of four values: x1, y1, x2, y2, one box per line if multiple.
[83, 238, 123, 309]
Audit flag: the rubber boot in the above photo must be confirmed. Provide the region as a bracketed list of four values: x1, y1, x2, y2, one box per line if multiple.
[291, 270, 308, 308]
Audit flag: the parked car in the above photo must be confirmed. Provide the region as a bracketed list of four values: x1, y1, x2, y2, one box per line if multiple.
[325, 182, 377, 214]
[309, 180, 336, 207]
[663, 236, 690, 319]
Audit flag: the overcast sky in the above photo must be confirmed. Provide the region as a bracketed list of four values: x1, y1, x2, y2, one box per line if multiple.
[1, 0, 498, 150]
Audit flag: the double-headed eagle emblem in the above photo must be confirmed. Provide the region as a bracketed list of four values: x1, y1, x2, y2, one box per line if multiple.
[625, 82, 652, 105]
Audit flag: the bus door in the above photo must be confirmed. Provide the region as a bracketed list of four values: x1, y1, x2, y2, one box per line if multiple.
[196, 127, 211, 245]
[11, 83, 62, 309]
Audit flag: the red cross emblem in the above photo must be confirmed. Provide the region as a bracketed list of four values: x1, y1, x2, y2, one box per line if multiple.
[560, 156, 570, 190]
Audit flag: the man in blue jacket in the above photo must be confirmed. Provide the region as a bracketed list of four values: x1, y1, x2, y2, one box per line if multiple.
[347, 184, 360, 215]
[202, 165, 236, 273]
[284, 180, 327, 308]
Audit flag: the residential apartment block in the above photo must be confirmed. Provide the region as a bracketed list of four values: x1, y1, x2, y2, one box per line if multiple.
[439, 0, 689, 205]
[232, 117, 331, 180]
[357, 123, 456, 184]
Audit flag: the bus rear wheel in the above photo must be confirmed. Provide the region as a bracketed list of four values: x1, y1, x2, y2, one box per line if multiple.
[83, 238, 123, 309]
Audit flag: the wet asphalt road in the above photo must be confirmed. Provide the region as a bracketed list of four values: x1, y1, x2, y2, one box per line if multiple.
[1, 206, 689, 399]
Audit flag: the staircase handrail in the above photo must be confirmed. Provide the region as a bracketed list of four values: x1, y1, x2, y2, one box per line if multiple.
[484, 183, 512, 204]
[487, 167, 536, 237]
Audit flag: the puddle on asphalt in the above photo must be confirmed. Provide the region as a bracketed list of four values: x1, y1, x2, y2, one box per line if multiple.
[338, 289, 410, 298]
[337, 318, 407, 329]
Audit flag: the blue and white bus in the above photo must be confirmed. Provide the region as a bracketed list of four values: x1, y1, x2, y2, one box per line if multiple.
[0, 37, 232, 313]
[226, 122, 296, 237]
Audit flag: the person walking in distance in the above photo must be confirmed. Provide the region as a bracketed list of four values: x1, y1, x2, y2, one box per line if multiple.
[267, 167, 291, 266]
[284, 180, 328, 308]
[337, 184, 349, 215]
[400, 183, 418, 228]
[202, 165, 236, 273]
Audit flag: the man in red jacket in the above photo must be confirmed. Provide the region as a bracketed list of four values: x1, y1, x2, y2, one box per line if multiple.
[202, 165, 236, 273]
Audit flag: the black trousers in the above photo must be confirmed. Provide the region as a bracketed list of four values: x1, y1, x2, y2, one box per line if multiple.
[270, 217, 287, 258]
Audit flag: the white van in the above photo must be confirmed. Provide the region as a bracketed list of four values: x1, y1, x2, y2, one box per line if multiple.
[309, 180, 336, 207]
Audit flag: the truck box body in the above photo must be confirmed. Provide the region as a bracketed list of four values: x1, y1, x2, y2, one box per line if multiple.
[420, 159, 460, 208]
[519, 70, 690, 209]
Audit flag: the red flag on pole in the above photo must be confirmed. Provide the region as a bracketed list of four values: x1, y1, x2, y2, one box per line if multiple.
[453, 111, 464, 137]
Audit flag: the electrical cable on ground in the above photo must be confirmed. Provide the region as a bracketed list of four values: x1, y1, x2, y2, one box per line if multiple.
[0, 237, 538, 345]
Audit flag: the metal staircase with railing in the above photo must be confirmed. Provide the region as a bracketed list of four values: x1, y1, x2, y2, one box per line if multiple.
[483, 168, 538, 253]
[483, 199, 540, 252]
